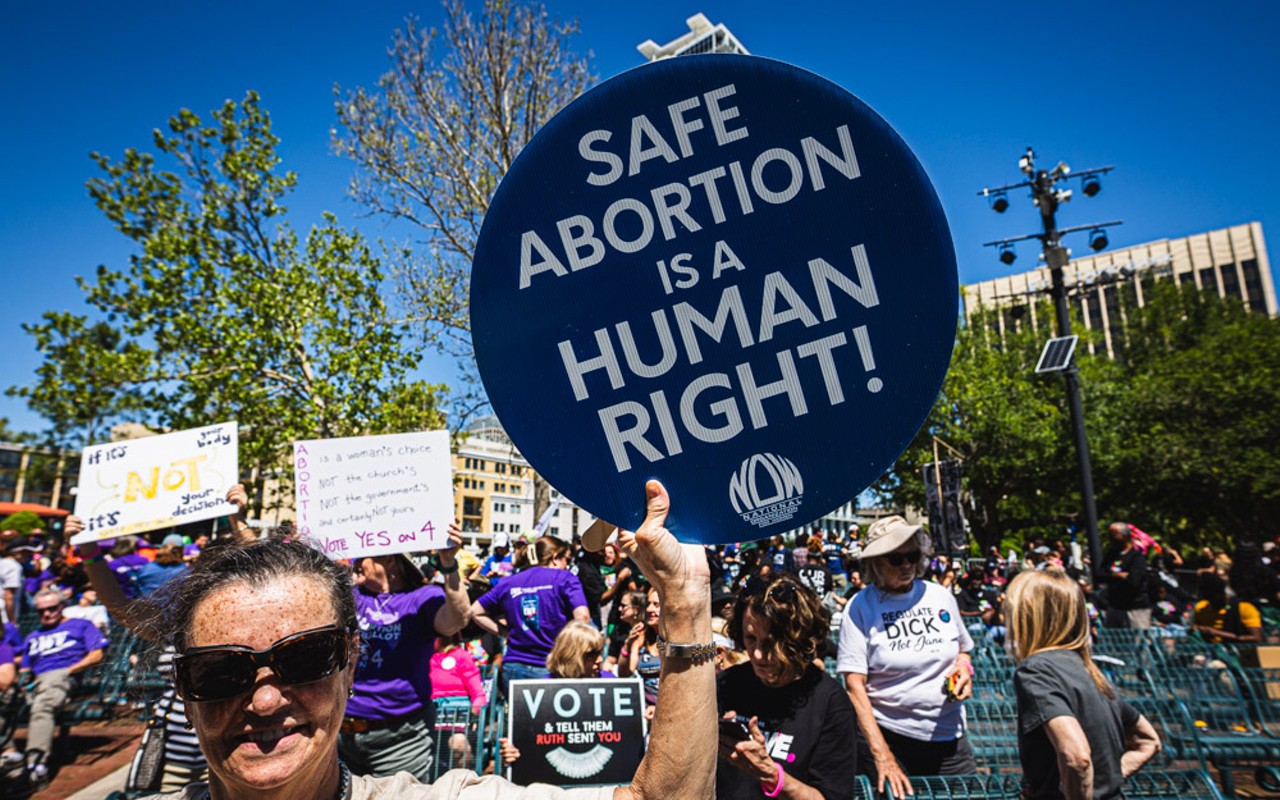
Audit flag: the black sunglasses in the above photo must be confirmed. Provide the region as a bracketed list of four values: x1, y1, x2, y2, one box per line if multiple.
[886, 550, 922, 567]
[762, 581, 798, 605]
[175, 625, 353, 703]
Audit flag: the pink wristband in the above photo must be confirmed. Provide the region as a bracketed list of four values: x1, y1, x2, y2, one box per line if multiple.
[762, 762, 785, 797]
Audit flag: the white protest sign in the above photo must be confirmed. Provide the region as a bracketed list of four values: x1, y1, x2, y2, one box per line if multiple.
[71, 422, 239, 544]
[293, 429, 453, 559]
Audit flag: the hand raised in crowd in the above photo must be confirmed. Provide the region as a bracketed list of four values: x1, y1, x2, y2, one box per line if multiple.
[717, 712, 776, 783]
[226, 483, 249, 515]
[615, 480, 710, 632]
[67, 516, 103, 562]
[439, 519, 463, 569]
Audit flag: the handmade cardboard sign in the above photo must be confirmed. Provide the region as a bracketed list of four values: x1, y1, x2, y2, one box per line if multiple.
[507, 678, 646, 786]
[471, 54, 957, 543]
[293, 429, 453, 559]
[70, 422, 239, 543]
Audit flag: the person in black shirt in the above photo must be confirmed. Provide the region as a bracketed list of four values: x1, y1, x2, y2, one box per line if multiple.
[1007, 570, 1160, 800]
[1101, 523, 1152, 629]
[717, 575, 856, 800]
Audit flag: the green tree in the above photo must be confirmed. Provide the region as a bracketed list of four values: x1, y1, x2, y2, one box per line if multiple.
[1089, 280, 1280, 543]
[9, 318, 147, 448]
[0, 511, 43, 535]
[11, 94, 446, 510]
[334, 0, 593, 357]
[877, 281, 1280, 555]
[875, 300, 1083, 552]
[334, 0, 593, 519]
[0, 418, 34, 445]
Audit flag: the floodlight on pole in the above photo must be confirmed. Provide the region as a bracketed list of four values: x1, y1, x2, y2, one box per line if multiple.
[976, 148, 1121, 579]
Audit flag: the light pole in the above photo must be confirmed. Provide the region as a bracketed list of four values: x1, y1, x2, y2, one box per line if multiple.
[978, 147, 1122, 576]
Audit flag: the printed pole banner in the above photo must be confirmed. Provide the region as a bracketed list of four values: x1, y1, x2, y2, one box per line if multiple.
[293, 429, 453, 559]
[471, 54, 957, 544]
[507, 678, 646, 787]
[70, 422, 239, 543]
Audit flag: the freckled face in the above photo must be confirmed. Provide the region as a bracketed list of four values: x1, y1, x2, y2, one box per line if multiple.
[185, 575, 352, 796]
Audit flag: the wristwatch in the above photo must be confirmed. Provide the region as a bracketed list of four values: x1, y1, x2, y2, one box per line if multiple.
[656, 637, 717, 662]
[436, 560, 460, 575]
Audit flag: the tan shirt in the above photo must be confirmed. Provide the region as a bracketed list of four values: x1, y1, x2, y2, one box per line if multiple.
[142, 769, 617, 800]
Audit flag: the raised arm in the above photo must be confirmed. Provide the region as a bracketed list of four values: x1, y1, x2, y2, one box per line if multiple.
[432, 520, 471, 637]
[71, 517, 153, 638]
[468, 600, 501, 636]
[613, 481, 713, 800]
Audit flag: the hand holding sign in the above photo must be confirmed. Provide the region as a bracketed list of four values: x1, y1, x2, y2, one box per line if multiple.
[617, 481, 710, 639]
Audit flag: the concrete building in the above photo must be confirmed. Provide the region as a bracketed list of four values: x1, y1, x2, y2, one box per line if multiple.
[0, 443, 78, 514]
[452, 416, 598, 549]
[637, 13, 748, 61]
[963, 222, 1275, 358]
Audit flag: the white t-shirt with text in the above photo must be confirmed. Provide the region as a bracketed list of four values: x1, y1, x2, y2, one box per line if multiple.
[837, 579, 972, 741]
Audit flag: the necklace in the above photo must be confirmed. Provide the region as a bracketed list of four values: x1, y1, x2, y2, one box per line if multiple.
[198, 760, 352, 800]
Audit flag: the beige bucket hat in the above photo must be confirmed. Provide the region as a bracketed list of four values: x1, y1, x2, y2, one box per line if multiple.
[859, 515, 925, 560]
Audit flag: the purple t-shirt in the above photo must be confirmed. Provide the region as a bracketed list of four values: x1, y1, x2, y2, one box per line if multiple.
[2, 622, 19, 650]
[477, 566, 587, 667]
[347, 585, 446, 720]
[22, 617, 108, 675]
[110, 553, 150, 598]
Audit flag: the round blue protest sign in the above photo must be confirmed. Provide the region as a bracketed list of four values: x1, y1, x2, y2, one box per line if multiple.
[471, 55, 956, 544]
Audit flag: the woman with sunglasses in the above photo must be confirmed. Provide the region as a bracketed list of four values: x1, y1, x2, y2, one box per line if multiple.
[716, 574, 858, 800]
[142, 479, 715, 800]
[68, 485, 259, 793]
[837, 516, 976, 798]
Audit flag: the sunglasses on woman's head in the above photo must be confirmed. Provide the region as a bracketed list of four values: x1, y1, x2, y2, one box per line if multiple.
[175, 625, 353, 703]
[886, 550, 922, 567]
[762, 581, 798, 605]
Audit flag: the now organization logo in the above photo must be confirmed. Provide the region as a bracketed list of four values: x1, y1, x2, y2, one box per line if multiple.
[728, 453, 804, 529]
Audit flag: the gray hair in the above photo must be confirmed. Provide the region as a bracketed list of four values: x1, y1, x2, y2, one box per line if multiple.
[33, 587, 66, 606]
[156, 537, 356, 651]
[862, 528, 934, 590]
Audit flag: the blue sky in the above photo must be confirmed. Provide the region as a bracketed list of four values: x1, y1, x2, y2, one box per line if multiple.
[2, 0, 1277, 436]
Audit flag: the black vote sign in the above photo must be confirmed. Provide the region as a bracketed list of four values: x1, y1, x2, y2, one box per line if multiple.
[507, 678, 646, 786]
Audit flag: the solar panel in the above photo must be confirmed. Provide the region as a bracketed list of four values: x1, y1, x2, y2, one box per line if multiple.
[1035, 335, 1078, 373]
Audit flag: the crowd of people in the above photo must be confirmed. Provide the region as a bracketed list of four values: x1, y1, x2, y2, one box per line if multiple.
[0, 491, 1276, 799]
